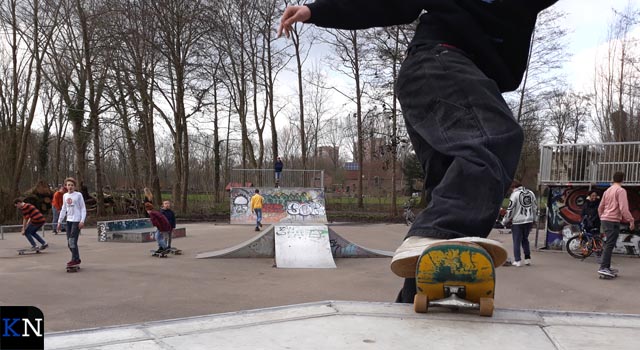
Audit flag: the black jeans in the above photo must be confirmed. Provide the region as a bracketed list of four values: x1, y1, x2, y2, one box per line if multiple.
[394, 42, 523, 303]
[600, 220, 619, 269]
[511, 222, 532, 261]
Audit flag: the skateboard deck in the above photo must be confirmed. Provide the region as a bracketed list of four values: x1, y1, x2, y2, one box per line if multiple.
[598, 272, 617, 280]
[414, 241, 496, 317]
[66, 265, 80, 273]
[17, 248, 41, 255]
[166, 247, 182, 255]
[150, 249, 168, 258]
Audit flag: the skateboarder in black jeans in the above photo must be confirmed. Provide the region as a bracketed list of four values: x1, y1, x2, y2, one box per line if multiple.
[279, 0, 558, 302]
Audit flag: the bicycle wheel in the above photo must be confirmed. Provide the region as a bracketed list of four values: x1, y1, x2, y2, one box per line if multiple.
[566, 235, 593, 258]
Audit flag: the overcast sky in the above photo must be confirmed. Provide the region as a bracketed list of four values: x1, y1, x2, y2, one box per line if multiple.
[555, 0, 640, 91]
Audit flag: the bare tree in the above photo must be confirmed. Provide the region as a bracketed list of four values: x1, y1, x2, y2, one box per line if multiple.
[43, 0, 92, 185]
[364, 24, 414, 214]
[543, 89, 591, 144]
[513, 6, 569, 122]
[592, 4, 640, 142]
[149, 0, 209, 213]
[322, 28, 374, 208]
[284, 0, 316, 169]
[0, 0, 59, 195]
[215, 0, 258, 170]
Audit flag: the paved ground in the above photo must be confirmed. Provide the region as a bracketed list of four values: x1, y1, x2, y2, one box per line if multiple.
[46, 301, 640, 350]
[1, 222, 639, 333]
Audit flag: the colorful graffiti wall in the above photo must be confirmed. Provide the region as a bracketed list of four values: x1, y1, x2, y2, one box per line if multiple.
[546, 186, 640, 255]
[230, 187, 327, 224]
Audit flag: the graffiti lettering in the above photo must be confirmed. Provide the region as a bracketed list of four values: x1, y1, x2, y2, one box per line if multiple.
[230, 187, 327, 225]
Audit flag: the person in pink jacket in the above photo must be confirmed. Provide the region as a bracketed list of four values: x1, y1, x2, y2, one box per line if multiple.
[597, 172, 635, 277]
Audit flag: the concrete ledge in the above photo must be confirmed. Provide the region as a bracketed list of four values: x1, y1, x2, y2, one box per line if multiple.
[97, 218, 186, 243]
[45, 301, 640, 350]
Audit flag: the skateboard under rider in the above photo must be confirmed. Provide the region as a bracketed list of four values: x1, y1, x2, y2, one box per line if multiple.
[413, 241, 496, 317]
[598, 269, 618, 280]
[66, 264, 80, 273]
[150, 249, 169, 258]
[165, 247, 183, 255]
[17, 248, 41, 255]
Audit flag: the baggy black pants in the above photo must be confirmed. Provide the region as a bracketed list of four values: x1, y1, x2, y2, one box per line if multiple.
[394, 42, 523, 303]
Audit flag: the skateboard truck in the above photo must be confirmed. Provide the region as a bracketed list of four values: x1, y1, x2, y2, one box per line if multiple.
[428, 286, 478, 310]
[413, 241, 496, 317]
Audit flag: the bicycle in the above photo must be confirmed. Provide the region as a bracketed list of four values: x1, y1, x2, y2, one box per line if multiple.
[566, 225, 604, 259]
[403, 198, 416, 226]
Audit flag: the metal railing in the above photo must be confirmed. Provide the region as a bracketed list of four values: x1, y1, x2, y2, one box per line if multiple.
[539, 142, 640, 186]
[229, 169, 324, 189]
[0, 224, 49, 240]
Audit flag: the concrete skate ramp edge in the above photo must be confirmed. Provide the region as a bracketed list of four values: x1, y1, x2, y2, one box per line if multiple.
[275, 225, 336, 268]
[328, 228, 393, 258]
[195, 225, 276, 259]
[196, 225, 392, 259]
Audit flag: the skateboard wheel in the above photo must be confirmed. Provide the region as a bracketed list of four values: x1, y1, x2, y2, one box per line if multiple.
[479, 298, 494, 317]
[414, 294, 429, 313]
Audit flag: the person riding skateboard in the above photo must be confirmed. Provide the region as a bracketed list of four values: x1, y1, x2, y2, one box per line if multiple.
[14, 198, 49, 251]
[57, 177, 87, 267]
[279, 0, 558, 302]
[145, 202, 172, 254]
[597, 172, 635, 278]
[250, 189, 264, 231]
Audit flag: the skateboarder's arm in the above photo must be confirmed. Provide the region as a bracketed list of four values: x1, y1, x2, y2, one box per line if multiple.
[21, 217, 28, 233]
[305, 0, 421, 30]
[78, 193, 87, 228]
[279, 0, 421, 38]
[618, 189, 635, 230]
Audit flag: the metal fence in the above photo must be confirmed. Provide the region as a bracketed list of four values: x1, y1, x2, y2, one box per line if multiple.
[539, 142, 640, 186]
[229, 169, 324, 189]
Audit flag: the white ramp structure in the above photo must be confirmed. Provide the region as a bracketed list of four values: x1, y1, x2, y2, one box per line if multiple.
[196, 224, 392, 261]
[274, 225, 336, 268]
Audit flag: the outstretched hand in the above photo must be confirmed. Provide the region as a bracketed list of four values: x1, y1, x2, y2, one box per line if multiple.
[277, 5, 311, 38]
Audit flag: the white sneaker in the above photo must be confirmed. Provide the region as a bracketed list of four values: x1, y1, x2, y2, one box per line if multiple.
[512, 260, 522, 267]
[524, 259, 531, 266]
[390, 236, 508, 278]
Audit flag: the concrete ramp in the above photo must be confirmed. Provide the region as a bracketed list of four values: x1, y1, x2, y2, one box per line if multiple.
[46, 301, 640, 350]
[195, 225, 276, 259]
[196, 224, 392, 259]
[275, 225, 336, 268]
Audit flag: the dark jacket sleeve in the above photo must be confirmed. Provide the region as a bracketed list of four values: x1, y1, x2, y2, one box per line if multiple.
[306, 0, 423, 30]
[162, 209, 176, 229]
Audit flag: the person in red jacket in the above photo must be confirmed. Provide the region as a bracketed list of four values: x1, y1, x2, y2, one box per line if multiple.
[145, 202, 171, 254]
[51, 185, 67, 234]
[14, 198, 49, 251]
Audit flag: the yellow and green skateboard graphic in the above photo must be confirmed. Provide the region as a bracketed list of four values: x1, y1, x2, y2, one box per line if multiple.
[414, 241, 496, 316]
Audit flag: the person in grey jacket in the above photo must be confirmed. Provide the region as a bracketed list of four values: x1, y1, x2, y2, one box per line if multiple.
[279, 0, 557, 302]
[502, 181, 537, 266]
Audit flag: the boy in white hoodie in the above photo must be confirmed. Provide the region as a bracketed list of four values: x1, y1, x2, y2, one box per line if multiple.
[57, 177, 87, 266]
[502, 181, 537, 266]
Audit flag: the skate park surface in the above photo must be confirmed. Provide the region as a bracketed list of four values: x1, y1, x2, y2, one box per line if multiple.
[1, 222, 639, 348]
